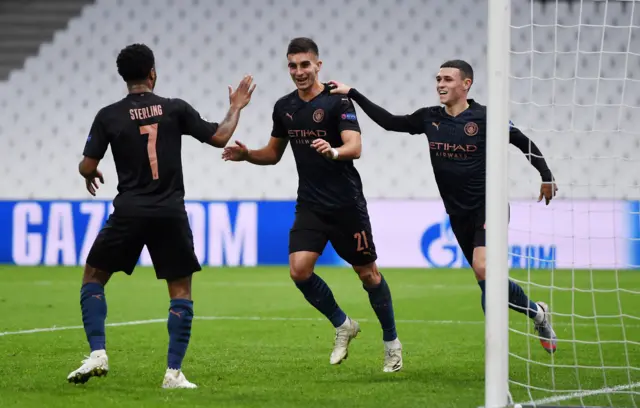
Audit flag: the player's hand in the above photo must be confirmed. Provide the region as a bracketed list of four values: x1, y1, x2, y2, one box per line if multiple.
[85, 170, 104, 197]
[222, 140, 249, 161]
[229, 75, 257, 110]
[311, 138, 335, 159]
[538, 180, 558, 205]
[328, 80, 351, 95]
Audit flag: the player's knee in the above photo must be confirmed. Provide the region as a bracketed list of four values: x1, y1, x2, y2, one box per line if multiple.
[82, 264, 111, 286]
[289, 264, 313, 281]
[289, 256, 314, 282]
[353, 262, 381, 286]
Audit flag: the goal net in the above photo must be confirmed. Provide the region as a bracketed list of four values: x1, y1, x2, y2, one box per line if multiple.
[499, 0, 640, 406]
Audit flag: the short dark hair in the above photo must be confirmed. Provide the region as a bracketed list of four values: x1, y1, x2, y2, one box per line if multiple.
[116, 43, 155, 83]
[287, 37, 319, 56]
[440, 59, 474, 83]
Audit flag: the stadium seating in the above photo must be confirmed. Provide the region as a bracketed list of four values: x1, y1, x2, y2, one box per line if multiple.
[0, 0, 638, 200]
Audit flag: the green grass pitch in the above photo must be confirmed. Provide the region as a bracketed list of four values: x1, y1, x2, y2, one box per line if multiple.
[0, 266, 638, 407]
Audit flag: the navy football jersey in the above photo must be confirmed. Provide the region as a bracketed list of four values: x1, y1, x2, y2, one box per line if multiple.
[83, 92, 218, 217]
[348, 90, 553, 215]
[271, 84, 366, 211]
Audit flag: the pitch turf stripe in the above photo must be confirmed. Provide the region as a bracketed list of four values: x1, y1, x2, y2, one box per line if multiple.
[2, 315, 640, 337]
[513, 381, 640, 407]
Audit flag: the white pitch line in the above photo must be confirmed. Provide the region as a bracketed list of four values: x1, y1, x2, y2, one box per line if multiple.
[0, 319, 167, 337]
[516, 381, 640, 406]
[2, 315, 640, 338]
[0, 316, 479, 337]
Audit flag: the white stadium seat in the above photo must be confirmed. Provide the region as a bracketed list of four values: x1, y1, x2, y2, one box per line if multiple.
[0, 0, 638, 200]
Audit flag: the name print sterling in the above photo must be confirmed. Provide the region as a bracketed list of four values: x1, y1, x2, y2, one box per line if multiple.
[130, 104, 163, 120]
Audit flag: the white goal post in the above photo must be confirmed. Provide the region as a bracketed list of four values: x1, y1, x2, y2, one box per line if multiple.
[485, 0, 640, 407]
[486, 0, 512, 405]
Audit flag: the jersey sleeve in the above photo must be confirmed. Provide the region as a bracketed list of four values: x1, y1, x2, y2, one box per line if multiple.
[178, 99, 219, 143]
[347, 88, 424, 134]
[335, 97, 361, 133]
[82, 110, 110, 159]
[402, 108, 429, 135]
[509, 121, 553, 182]
[271, 103, 287, 138]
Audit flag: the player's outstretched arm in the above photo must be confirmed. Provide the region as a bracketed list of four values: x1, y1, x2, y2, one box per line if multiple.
[328, 80, 422, 134]
[222, 136, 288, 165]
[209, 75, 257, 147]
[509, 124, 558, 204]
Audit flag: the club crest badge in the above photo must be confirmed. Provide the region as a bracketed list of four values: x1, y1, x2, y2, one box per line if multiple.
[464, 122, 479, 136]
[313, 109, 325, 123]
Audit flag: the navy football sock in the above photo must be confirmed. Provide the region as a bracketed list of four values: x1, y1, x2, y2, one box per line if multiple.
[80, 282, 107, 352]
[363, 274, 397, 342]
[294, 273, 347, 328]
[508, 280, 539, 319]
[167, 298, 194, 370]
[477, 279, 539, 319]
[478, 280, 487, 313]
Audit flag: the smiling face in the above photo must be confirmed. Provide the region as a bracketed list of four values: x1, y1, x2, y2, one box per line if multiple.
[288, 51, 322, 92]
[436, 67, 472, 106]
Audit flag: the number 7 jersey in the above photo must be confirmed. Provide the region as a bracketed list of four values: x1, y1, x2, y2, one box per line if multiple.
[82, 92, 219, 217]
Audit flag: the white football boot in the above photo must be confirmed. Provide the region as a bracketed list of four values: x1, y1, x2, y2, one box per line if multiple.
[67, 350, 109, 384]
[383, 338, 403, 373]
[162, 368, 197, 389]
[330, 317, 361, 365]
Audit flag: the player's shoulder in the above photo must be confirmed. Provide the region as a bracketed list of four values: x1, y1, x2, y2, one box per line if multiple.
[324, 88, 353, 107]
[93, 99, 124, 122]
[161, 95, 186, 105]
[273, 89, 298, 110]
[468, 99, 487, 114]
[149, 94, 187, 110]
[154, 95, 201, 118]
[416, 105, 445, 118]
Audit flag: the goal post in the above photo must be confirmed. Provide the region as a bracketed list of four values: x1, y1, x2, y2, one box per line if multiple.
[485, 0, 640, 407]
[485, 0, 512, 406]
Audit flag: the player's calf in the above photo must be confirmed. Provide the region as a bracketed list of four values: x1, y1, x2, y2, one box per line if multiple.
[69, 265, 111, 385]
[166, 276, 194, 368]
[80, 282, 108, 352]
[163, 275, 198, 388]
[355, 263, 403, 372]
[167, 298, 194, 370]
[290, 252, 348, 328]
[476, 279, 557, 354]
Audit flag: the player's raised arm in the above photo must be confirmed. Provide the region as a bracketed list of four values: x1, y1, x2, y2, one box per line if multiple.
[209, 75, 256, 147]
[328, 80, 424, 134]
[180, 75, 256, 148]
[509, 122, 558, 204]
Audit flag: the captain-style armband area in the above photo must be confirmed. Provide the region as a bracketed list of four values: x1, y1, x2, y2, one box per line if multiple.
[330, 148, 339, 160]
